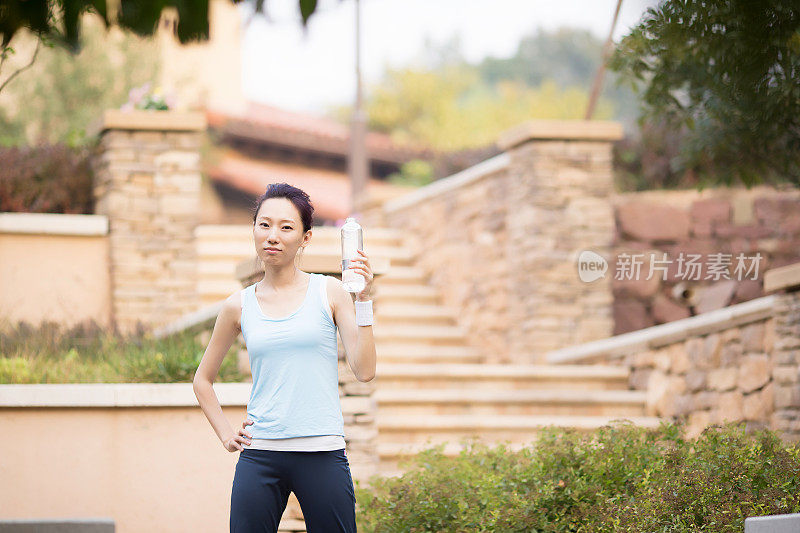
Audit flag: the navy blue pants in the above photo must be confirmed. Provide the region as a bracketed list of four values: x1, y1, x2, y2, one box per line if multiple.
[230, 448, 357, 532]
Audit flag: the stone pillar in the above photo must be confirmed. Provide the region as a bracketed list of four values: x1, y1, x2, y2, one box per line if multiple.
[771, 290, 800, 443]
[497, 120, 623, 364]
[91, 109, 206, 334]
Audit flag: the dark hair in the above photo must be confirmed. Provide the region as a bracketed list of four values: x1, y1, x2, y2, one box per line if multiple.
[252, 183, 314, 233]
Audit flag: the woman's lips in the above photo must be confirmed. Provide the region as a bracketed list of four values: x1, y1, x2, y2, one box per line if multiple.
[265, 248, 280, 253]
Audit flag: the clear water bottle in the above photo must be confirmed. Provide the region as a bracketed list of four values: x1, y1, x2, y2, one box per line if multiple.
[341, 217, 365, 293]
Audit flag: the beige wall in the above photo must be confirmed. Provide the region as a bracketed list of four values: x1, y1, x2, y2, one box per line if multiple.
[0, 214, 112, 331]
[157, 0, 246, 114]
[0, 382, 376, 533]
[0, 404, 240, 532]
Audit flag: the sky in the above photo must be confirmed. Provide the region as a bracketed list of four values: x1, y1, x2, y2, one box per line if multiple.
[239, 0, 657, 114]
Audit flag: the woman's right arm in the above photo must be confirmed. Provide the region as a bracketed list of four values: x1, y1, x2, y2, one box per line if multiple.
[192, 293, 252, 452]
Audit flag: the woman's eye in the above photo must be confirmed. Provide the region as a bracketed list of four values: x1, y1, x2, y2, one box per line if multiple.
[283, 226, 292, 230]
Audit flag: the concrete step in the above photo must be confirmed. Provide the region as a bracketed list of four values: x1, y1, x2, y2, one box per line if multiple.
[378, 266, 428, 285]
[306, 226, 405, 247]
[310, 244, 416, 264]
[377, 303, 459, 325]
[373, 412, 661, 477]
[198, 259, 240, 277]
[374, 343, 482, 363]
[374, 324, 468, 344]
[373, 363, 631, 390]
[374, 284, 440, 304]
[197, 240, 255, 258]
[374, 388, 648, 417]
[376, 413, 663, 445]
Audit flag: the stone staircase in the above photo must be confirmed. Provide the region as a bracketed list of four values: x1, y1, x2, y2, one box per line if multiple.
[369, 227, 663, 478]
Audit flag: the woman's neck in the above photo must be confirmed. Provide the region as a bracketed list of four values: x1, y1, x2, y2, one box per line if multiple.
[260, 266, 306, 291]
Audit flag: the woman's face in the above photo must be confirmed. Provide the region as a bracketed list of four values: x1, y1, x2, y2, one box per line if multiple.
[253, 198, 309, 267]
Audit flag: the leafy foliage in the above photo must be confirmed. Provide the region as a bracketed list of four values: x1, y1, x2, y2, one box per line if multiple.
[0, 15, 159, 146]
[609, 0, 800, 188]
[0, 0, 322, 51]
[356, 420, 800, 532]
[0, 318, 244, 383]
[343, 65, 613, 152]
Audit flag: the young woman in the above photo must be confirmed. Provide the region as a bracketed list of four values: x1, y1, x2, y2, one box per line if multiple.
[193, 182, 376, 532]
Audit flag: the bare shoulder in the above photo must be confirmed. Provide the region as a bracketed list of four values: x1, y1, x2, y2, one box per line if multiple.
[221, 287, 245, 333]
[323, 275, 349, 320]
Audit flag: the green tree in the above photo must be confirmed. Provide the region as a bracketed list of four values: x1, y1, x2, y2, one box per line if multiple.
[1, 0, 321, 50]
[333, 64, 614, 152]
[474, 28, 640, 129]
[1, 16, 159, 146]
[609, 0, 800, 188]
[0, 0, 321, 95]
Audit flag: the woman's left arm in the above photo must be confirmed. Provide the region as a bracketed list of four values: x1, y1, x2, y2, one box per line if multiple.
[332, 249, 376, 382]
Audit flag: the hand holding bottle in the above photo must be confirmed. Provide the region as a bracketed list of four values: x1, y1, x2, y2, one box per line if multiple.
[348, 249, 374, 301]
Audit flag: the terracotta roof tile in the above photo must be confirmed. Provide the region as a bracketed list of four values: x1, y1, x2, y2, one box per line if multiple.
[204, 148, 415, 221]
[206, 102, 431, 164]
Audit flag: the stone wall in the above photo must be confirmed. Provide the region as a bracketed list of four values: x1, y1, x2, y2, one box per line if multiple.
[503, 129, 619, 362]
[361, 155, 512, 363]
[361, 123, 800, 364]
[548, 287, 799, 444]
[612, 188, 800, 334]
[362, 120, 623, 364]
[91, 109, 206, 334]
[772, 291, 800, 441]
[623, 290, 800, 443]
[625, 317, 777, 440]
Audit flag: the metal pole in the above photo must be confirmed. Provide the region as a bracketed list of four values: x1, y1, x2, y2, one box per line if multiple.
[349, 0, 368, 216]
[585, 0, 623, 120]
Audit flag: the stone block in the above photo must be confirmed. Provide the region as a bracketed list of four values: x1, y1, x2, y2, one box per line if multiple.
[741, 323, 766, 352]
[670, 344, 692, 374]
[775, 385, 800, 409]
[773, 366, 799, 385]
[652, 348, 672, 372]
[708, 368, 738, 391]
[630, 368, 652, 390]
[718, 391, 744, 422]
[632, 350, 654, 369]
[692, 390, 716, 411]
[690, 198, 731, 223]
[685, 369, 707, 392]
[686, 410, 712, 439]
[617, 202, 690, 242]
[738, 354, 772, 393]
[613, 299, 654, 334]
[743, 382, 774, 421]
[720, 341, 744, 366]
[652, 294, 691, 323]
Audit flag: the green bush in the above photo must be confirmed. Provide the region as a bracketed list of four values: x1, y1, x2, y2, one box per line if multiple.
[0, 318, 244, 383]
[355, 420, 800, 532]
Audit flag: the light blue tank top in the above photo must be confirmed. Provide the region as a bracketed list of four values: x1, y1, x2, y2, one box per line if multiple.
[239, 273, 345, 440]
